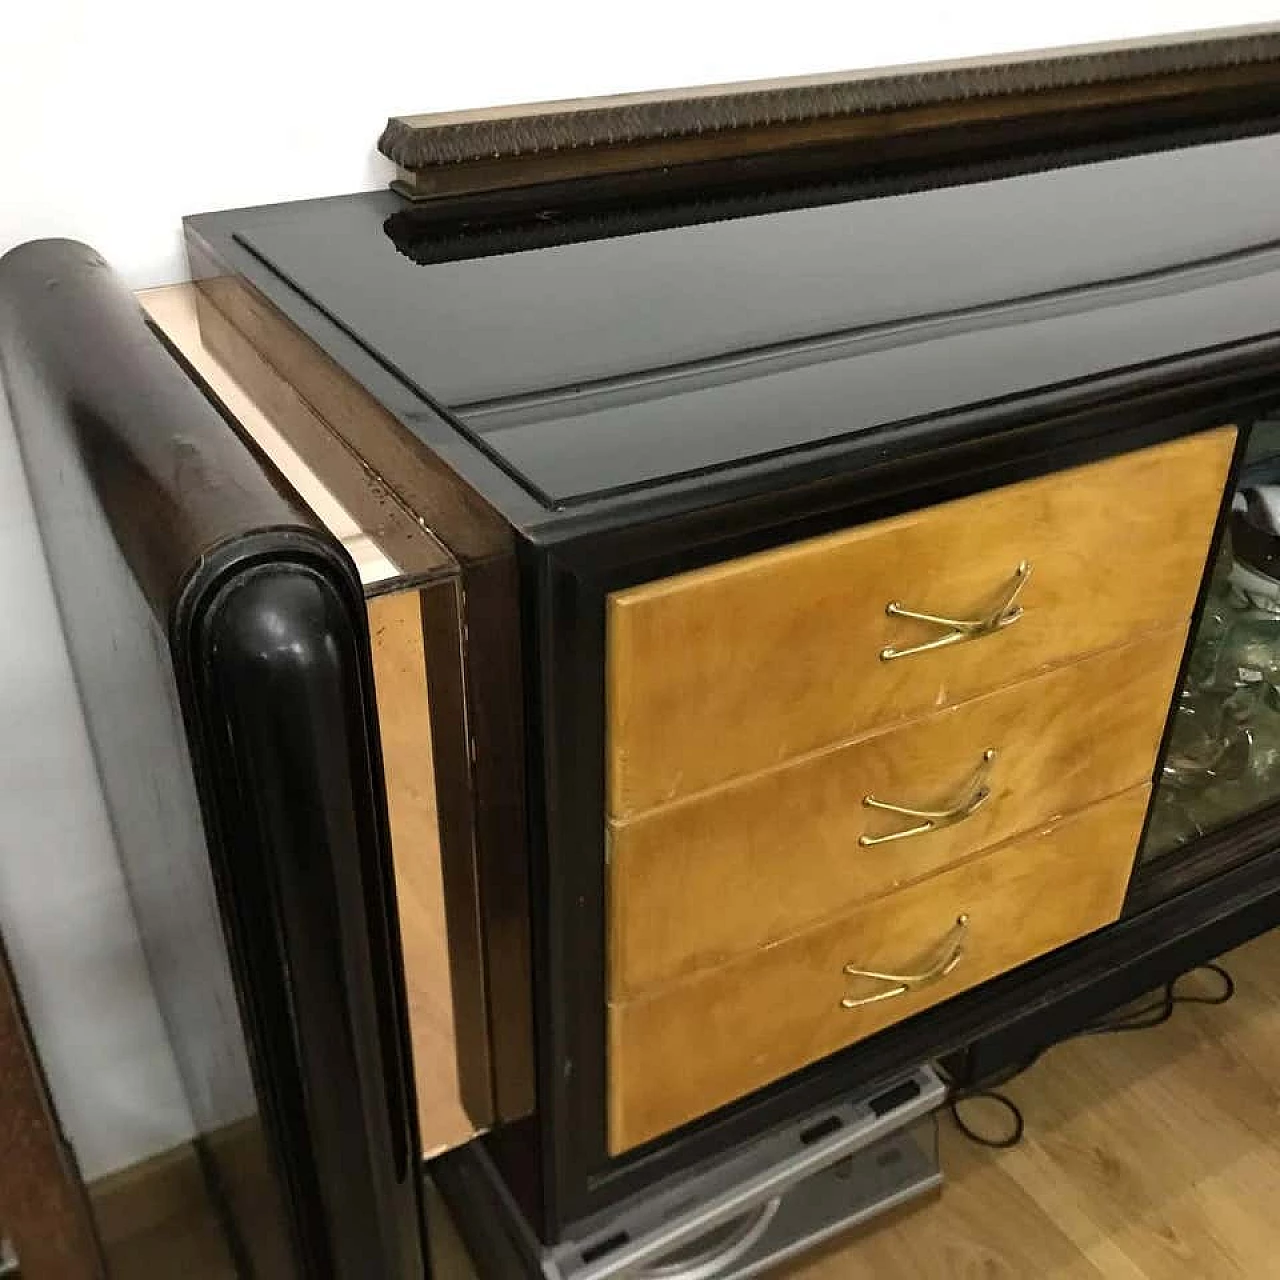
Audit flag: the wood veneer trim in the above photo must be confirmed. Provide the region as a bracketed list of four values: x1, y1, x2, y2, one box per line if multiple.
[366, 589, 489, 1152]
[187, 239, 537, 1122]
[187, 262, 512, 565]
[145, 284, 454, 587]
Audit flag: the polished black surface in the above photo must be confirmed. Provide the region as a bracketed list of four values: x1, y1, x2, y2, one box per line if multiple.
[209, 130, 1280, 507]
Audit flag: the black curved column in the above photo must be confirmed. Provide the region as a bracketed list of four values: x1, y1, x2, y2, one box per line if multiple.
[0, 240, 427, 1278]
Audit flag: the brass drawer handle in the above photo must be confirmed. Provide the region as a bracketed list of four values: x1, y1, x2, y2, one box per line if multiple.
[841, 913, 969, 1010]
[859, 749, 997, 847]
[880, 561, 1032, 661]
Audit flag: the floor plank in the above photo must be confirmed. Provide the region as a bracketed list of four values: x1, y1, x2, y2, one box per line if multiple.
[787, 931, 1280, 1280]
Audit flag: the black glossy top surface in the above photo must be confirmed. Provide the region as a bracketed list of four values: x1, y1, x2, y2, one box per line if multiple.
[211, 130, 1280, 509]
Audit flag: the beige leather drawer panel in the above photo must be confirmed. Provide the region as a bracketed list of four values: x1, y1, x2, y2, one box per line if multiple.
[607, 785, 1149, 1153]
[608, 630, 1184, 998]
[607, 427, 1233, 818]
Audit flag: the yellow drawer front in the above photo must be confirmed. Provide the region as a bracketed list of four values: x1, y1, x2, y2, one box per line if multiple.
[608, 785, 1149, 1153]
[607, 427, 1233, 818]
[609, 631, 1183, 998]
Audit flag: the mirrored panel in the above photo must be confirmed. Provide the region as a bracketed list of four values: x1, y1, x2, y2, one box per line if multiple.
[1144, 413, 1280, 860]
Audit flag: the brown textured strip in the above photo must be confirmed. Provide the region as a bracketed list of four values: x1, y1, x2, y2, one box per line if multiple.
[381, 25, 1280, 173]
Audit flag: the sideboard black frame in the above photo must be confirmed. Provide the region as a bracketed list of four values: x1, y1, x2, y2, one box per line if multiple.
[525, 361, 1280, 1233]
[182, 46, 1280, 1256]
[187, 184, 1280, 1244]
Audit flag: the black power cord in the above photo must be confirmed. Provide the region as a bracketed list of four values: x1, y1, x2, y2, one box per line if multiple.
[941, 963, 1236, 1149]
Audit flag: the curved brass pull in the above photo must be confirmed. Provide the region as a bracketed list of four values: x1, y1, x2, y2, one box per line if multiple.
[859, 749, 997, 847]
[880, 561, 1032, 662]
[841, 914, 969, 1010]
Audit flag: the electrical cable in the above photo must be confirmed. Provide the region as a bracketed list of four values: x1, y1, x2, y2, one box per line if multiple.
[941, 963, 1236, 1149]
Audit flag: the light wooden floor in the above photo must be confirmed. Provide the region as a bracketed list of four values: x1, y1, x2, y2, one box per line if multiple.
[430, 930, 1280, 1280]
[98, 931, 1280, 1278]
[793, 930, 1280, 1280]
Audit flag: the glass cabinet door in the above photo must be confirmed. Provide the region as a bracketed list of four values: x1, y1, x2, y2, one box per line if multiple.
[1142, 414, 1280, 861]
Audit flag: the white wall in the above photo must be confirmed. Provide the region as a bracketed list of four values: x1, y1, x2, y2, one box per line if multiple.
[0, 392, 194, 1179]
[2, 0, 1277, 1180]
[5, 3, 1278, 289]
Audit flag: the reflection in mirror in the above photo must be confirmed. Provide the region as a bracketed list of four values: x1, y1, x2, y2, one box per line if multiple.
[1144, 411, 1280, 859]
